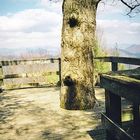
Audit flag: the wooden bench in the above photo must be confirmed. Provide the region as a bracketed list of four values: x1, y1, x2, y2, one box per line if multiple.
[95, 57, 140, 140]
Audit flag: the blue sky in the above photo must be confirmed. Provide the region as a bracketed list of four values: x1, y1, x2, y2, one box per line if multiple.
[0, 0, 39, 15]
[0, 0, 139, 54]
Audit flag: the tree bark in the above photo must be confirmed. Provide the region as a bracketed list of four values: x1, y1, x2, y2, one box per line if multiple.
[60, 0, 98, 110]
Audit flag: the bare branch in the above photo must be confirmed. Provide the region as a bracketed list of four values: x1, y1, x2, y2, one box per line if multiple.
[120, 0, 133, 9]
[120, 0, 140, 15]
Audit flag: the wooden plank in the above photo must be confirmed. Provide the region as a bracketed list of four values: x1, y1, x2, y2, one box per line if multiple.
[1, 58, 60, 66]
[4, 74, 20, 79]
[95, 57, 140, 65]
[101, 113, 135, 140]
[4, 71, 59, 79]
[104, 67, 140, 80]
[101, 74, 140, 87]
[100, 75, 140, 104]
[4, 77, 46, 85]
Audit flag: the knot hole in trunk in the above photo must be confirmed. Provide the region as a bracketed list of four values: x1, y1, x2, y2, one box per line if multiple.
[68, 17, 78, 28]
[63, 76, 75, 86]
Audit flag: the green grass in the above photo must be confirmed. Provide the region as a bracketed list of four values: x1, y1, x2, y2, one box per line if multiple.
[45, 74, 59, 84]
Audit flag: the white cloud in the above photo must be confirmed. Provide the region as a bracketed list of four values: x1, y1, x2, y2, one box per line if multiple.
[0, 8, 62, 50]
[39, 0, 63, 14]
[97, 1, 126, 16]
[97, 19, 140, 47]
[0, 9, 62, 32]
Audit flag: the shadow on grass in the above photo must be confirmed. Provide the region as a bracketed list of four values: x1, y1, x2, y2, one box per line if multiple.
[0, 86, 60, 123]
[5, 85, 60, 91]
[40, 98, 106, 139]
[87, 124, 106, 140]
[0, 87, 106, 140]
[0, 91, 23, 124]
[42, 130, 63, 140]
[85, 91, 106, 140]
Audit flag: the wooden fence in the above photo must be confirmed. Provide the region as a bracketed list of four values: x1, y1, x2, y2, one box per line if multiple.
[95, 56, 140, 140]
[0, 58, 61, 90]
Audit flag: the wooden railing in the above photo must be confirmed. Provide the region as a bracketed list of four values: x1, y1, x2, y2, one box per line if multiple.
[95, 56, 140, 71]
[0, 58, 61, 90]
[96, 56, 140, 140]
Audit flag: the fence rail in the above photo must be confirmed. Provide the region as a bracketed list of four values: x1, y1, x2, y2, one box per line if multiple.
[95, 56, 140, 65]
[0, 58, 60, 66]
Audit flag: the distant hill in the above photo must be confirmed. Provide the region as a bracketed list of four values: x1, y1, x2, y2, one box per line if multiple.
[127, 44, 140, 52]
[0, 47, 60, 60]
[118, 44, 140, 58]
[0, 44, 139, 60]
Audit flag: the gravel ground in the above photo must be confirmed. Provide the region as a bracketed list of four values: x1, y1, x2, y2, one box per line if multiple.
[0, 87, 105, 140]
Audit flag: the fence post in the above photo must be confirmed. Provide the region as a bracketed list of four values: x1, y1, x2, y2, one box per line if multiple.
[58, 58, 61, 86]
[0, 62, 3, 92]
[112, 62, 118, 71]
[105, 90, 121, 140]
[105, 61, 121, 140]
[133, 103, 140, 139]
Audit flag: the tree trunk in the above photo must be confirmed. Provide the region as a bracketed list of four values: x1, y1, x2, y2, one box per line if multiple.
[60, 0, 98, 110]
